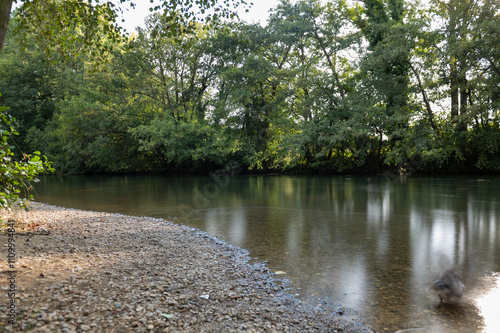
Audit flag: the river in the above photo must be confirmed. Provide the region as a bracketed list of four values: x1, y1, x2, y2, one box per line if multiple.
[31, 174, 500, 333]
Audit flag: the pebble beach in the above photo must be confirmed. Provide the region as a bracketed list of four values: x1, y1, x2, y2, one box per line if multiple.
[0, 202, 375, 332]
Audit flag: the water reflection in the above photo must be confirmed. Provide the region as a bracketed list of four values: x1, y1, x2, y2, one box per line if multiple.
[33, 175, 500, 332]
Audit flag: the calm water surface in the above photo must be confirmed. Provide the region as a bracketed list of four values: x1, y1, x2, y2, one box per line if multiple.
[33, 175, 500, 333]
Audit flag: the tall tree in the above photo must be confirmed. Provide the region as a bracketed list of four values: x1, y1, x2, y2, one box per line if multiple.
[129, 14, 215, 123]
[357, 0, 409, 116]
[211, 21, 298, 169]
[350, 0, 413, 172]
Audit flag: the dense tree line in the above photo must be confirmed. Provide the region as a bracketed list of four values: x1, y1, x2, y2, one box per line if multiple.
[1, 0, 499, 175]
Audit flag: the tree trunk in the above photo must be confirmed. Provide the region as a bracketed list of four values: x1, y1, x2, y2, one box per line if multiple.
[458, 76, 468, 131]
[448, 0, 459, 121]
[312, 30, 345, 101]
[408, 61, 439, 135]
[0, 0, 13, 53]
[450, 71, 459, 120]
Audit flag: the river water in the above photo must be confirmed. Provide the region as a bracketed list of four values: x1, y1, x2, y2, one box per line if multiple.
[32, 175, 500, 333]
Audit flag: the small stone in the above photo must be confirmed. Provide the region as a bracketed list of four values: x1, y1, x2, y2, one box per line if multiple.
[64, 314, 75, 321]
[80, 324, 91, 331]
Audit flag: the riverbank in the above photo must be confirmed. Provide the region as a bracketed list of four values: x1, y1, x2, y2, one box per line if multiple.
[0, 203, 375, 332]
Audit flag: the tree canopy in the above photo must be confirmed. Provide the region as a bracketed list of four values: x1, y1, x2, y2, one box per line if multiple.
[0, 0, 499, 177]
[0, 0, 253, 207]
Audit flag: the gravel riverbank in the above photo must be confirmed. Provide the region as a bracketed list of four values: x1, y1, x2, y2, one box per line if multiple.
[0, 202, 375, 332]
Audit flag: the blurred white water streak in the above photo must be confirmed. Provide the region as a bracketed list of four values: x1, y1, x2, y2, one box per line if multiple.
[475, 273, 500, 333]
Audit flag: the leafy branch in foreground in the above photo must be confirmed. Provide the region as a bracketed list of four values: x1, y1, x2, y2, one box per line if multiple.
[0, 98, 54, 209]
[5, 0, 253, 63]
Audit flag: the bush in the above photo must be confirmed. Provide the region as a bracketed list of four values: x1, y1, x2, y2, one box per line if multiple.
[0, 99, 53, 208]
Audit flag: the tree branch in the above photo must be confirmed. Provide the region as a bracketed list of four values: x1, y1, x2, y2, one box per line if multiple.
[407, 61, 440, 136]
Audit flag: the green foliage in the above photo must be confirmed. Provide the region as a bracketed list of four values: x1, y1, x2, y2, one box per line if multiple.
[461, 125, 500, 173]
[14, 0, 123, 64]
[131, 119, 239, 173]
[27, 58, 147, 173]
[37, 95, 139, 173]
[0, 17, 58, 154]
[0, 0, 498, 176]
[9, 0, 253, 64]
[0, 101, 53, 208]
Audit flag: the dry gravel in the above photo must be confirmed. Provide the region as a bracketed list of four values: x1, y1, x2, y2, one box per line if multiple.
[0, 202, 375, 332]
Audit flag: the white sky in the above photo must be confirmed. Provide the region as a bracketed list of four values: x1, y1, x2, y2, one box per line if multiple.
[117, 0, 281, 33]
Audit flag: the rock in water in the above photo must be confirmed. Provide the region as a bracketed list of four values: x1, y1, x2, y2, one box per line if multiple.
[433, 270, 465, 303]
